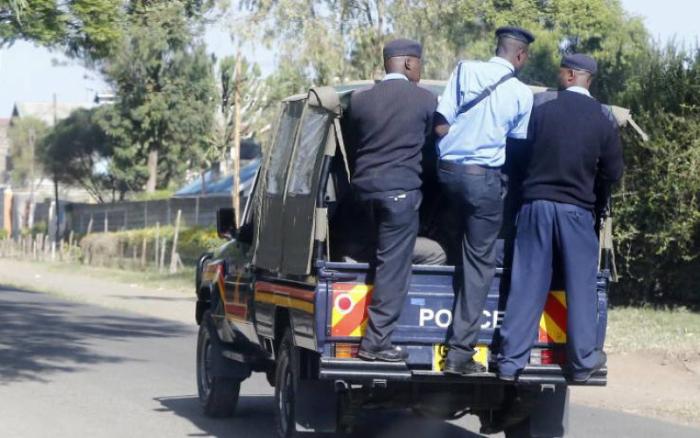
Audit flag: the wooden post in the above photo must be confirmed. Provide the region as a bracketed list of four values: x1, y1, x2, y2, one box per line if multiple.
[159, 238, 167, 273]
[86, 215, 94, 235]
[169, 210, 182, 274]
[140, 237, 147, 268]
[104, 213, 108, 232]
[154, 222, 160, 268]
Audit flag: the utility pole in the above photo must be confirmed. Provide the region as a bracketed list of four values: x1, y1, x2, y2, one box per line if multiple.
[231, 52, 242, 228]
[53, 93, 60, 247]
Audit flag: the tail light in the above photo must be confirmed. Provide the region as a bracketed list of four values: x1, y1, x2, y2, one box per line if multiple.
[334, 343, 359, 358]
[530, 348, 567, 365]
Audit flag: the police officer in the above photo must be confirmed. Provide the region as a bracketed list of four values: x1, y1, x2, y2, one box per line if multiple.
[347, 39, 437, 362]
[496, 54, 624, 382]
[434, 27, 535, 375]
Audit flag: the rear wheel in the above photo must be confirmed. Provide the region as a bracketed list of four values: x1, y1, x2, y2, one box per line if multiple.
[274, 329, 342, 437]
[197, 311, 241, 417]
[275, 330, 297, 437]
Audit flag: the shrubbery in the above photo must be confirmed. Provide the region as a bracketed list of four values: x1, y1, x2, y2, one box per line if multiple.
[612, 46, 700, 306]
[80, 226, 224, 267]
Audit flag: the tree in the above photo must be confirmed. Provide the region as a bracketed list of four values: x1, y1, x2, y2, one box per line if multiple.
[0, 0, 123, 59]
[0, 0, 216, 60]
[37, 108, 117, 203]
[99, 0, 217, 194]
[240, 0, 649, 98]
[198, 53, 268, 221]
[7, 116, 47, 189]
[611, 45, 700, 305]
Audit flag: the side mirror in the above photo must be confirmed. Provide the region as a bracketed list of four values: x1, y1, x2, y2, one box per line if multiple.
[216, 208, 237, 239]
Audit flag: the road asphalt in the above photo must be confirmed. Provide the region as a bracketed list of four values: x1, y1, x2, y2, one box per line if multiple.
[1, 285, 698, 438]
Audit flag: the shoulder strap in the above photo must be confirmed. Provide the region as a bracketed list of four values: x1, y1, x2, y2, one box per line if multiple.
[456, 72, 515, 117]
[455, 62, 463, 109]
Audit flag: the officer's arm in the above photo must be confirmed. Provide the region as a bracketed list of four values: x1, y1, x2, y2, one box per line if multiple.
[434, 113, 450, 138]
[598, 122, 624, 184]
[595, 122, 624, 216]
[434, 63, 461, 138]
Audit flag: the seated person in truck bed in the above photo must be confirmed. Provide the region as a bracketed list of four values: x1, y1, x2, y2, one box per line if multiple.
[330, 192, 447, 265]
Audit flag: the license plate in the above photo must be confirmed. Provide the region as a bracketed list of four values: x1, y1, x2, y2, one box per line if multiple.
[432, 344, 489, 372]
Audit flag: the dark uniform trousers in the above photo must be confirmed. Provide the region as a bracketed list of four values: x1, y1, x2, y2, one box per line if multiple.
[360, 189, 421, 350]
[438, 164, 506, 361]
[497, 200, 601, 379]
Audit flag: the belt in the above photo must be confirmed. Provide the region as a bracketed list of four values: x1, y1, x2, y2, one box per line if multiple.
[438, 160, 501, 176]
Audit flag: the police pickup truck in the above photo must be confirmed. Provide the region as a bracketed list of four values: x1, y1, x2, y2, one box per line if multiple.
[194, 84, 627, 437]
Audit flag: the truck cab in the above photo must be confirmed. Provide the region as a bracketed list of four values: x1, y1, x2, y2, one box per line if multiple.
[194, 83, 620, 437]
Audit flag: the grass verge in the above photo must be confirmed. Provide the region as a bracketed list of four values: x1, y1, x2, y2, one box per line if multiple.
[606, 306, 700, 355]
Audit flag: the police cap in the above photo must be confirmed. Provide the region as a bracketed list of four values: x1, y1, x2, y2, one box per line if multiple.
[495, 26, 535, 44]
[561, 53, 598, 75]
[383, 38, 423, 60]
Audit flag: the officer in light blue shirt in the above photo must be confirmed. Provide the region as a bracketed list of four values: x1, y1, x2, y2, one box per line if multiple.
[434, 26, 535, 376]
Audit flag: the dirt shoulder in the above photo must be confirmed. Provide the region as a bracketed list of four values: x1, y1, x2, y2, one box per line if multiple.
[1, 258, 698, 429]
[0, 258, 195, 324]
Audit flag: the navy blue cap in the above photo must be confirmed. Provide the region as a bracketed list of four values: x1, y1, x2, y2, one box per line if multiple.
[495, 26, 535, 44]
[383, 38, 422, 60]
[561, 53, 598, 75]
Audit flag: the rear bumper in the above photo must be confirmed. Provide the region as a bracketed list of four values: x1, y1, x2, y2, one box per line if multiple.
[318, 358, 607, 386]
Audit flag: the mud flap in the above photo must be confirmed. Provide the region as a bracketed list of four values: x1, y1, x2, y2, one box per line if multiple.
[529, 384, 569, 437]
[205, 315, 252, 381]
[294, 380, 339, 433]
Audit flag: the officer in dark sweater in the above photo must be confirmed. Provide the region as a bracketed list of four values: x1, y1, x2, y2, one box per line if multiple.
[347, 38, 437, 362]
[497, 54, 624, 382]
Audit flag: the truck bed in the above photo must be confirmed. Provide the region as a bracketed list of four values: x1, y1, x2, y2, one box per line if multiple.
[316, 260, 609, 386]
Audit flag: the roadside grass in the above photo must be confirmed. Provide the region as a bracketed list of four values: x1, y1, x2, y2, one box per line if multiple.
[606, 306, 700, 355]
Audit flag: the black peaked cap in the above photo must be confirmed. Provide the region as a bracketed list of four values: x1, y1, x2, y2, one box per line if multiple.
[495, 26, 535, 44]
[383, 38, 423, 60]
[561, 53, 598, 75]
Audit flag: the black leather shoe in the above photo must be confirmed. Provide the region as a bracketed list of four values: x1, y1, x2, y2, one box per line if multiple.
[357, 345, 408, 362]
[496, 372, 517, 382]
[443, 358, 486, 375]
[571, 351, 607, 383]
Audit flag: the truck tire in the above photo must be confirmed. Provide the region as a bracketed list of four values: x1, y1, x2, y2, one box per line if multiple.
[274, 329, 341, 437]
[275, 330, 297, 437]
[197, 311, 241, 418]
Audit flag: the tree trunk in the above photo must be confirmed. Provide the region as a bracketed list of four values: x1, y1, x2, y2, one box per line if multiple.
[146, 148, 158, 193]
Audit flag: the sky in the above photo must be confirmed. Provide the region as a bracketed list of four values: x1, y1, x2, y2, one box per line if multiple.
[0, 0, 698, 118]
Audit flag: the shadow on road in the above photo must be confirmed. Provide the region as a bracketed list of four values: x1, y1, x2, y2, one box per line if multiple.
[0, 286, 190, 385]
[109, 294, 195, 302]
[155, 395, 486, 438]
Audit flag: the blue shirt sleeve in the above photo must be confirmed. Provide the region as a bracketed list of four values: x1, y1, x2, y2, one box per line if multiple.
[436, 63, 462, 125]
[508, 88, 533, 140]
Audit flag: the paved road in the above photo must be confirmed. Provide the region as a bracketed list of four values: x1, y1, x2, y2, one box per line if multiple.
[1, 286, 698, 438]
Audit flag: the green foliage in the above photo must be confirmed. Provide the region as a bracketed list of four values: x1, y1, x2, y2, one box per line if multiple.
[204, 54, 269, 170]
[98, 0, 217, 195]
[0, 228, 8, 239]
[0, 0, 123, 59]
[38, 108, 117, 203]
[0, 0, 216, 60]
[611, 46, 700, 305]
[7, 116, 48, 188]
[80, 225, 224, 265]
[241, 0, 648, 97]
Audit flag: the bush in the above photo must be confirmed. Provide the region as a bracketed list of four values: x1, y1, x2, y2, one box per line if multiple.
[612, 45, 700, 306]
[80, 226, 225, 268]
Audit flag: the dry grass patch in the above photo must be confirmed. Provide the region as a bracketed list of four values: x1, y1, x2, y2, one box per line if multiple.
[606, 307, 700, 356]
